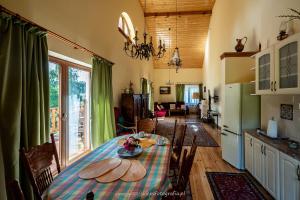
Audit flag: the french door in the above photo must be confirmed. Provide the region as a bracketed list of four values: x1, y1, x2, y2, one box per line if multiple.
[49, 57, 91, 167]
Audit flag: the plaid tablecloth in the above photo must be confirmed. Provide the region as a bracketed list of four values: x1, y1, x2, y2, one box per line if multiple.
[47, 134, 171, 200]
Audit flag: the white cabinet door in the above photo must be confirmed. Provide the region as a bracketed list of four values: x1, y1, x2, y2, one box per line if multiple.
[264, 144, 279, 199]
[275, 33, 300, 94]
[245, 133, 253, 174]
[255, 48, 275, 95]
[280, 153, 300, 200]
[253, 138, 264, 185]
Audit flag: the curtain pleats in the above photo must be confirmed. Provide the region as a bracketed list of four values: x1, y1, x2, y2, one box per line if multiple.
[176, 84, 185, 102]
[0, 13, 49, 199]
[91, 57, 115, 149]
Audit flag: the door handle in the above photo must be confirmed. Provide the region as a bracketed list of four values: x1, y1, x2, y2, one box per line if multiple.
[261, 145, 264, 154]
[250, 138, 252, 146]
[223, 125, 229, 128]
[264, 145, 266, 155]
[221, 132, 227, 136]
[274, 81, 277, 91]
[62, 113, 68, 121]
[297, 165, 300, 181]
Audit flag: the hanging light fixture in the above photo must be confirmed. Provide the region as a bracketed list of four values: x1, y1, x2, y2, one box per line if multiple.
[123, 0, 166, 61]
[168, 0, 182, 72]
[166, 28, 174, 85]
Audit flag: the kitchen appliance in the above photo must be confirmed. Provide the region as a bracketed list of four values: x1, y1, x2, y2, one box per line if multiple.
[221, 83, 260, 169]
[267, 118, 278, 138]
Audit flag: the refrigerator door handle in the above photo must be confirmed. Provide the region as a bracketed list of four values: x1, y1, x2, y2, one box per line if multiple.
[223, 129, 239, 136]
[221, 132, 228, 136]
[223, 125, 229, 128]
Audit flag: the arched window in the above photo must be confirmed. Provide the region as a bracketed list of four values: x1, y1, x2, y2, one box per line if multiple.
[118, 12, 135, 42]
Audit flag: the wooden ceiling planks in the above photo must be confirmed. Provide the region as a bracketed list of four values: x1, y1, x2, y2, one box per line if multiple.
[139, 0, 215, 69]
[146, 14, 210, 68]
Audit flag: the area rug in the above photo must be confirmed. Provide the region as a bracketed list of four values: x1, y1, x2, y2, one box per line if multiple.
[156, 119, 219, 147]
[206, 172, 266, 200]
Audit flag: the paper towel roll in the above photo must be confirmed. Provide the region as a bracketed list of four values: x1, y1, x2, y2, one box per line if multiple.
[267, 119, 278, 138]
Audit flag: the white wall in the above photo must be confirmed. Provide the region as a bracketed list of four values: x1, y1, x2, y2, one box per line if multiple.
[0, 0, 154, 106]
[203, 0, 300, 140]
[153, 68, 203, 102]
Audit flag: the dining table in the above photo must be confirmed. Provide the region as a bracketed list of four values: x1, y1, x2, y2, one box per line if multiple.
[47, 134, 172, 200]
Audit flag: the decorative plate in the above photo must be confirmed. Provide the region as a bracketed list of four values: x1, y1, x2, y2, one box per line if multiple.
[117, 146, 143, 158]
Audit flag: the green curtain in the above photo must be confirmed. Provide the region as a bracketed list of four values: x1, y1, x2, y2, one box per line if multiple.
[91, 57, 115, 149]
[141, 78, 148, 94]
[176, 84, 185, 102]
[0, 13, 49, 199]
[199, 83, 203, 100]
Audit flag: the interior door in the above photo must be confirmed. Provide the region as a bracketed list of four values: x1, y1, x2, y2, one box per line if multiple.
[223, 84, 241, 134]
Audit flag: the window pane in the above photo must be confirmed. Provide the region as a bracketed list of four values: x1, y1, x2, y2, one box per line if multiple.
[49, 62, 60, 158]
[68, 67, 90, 161]
[184, 85, 199, 105]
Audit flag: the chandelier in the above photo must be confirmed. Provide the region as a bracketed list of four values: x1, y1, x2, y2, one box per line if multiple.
[168, 0, 182, 72]
[123, 0, 166, 60]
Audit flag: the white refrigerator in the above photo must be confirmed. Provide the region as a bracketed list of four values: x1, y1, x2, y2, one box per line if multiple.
[221, 83, 260, 169]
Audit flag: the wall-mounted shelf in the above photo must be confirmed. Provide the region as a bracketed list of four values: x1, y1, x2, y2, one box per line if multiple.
[220, 51, 259, 60]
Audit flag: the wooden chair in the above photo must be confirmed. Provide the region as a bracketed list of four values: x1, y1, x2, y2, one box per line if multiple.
[137, 118, 157, 134]
[20, 134, 60, 200]
[164, 136, 197, 200]
[86, 191, 94, 200]
[169, 124, 187, 175]
[170, 119, 178, 149]
[8, 180, 25, 200]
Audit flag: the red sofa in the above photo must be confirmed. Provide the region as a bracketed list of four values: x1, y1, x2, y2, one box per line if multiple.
[154, 103, 167, 117]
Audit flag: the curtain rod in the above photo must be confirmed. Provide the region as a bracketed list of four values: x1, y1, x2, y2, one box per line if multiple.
[0, 5, 115, 65]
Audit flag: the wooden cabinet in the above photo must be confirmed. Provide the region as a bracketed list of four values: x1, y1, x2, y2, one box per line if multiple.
[264, 144, 279, 198]
[280, 152, 300, 200]
[120, 94, 149, 123]
[244, 133, 280, 199]
[255, 48, 274, 95]
[255, 33, 300, 95]
[275, 34, 300, 94]
[245, 133, 254, 174]
[252, 138, 265, 184]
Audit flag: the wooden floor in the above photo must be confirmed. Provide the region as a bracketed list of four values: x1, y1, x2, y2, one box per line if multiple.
[172, 115, 272, 200]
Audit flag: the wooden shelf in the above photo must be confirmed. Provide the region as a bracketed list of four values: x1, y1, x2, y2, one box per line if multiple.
[220, 51, 259, 60]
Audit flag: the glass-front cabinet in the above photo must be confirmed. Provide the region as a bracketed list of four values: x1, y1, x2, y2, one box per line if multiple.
[255, 48, 274, 95]
[275, 33, 300, 94]
[255, 33, 300, 95]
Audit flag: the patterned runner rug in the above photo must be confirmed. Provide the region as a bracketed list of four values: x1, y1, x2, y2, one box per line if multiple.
[206, 172, 267, 200]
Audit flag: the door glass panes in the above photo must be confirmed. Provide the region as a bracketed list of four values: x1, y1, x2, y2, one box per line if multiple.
[258, 54, 270, 90]
[279, 41, 298, 88]
[49, 62, 61, 158]
[68, 67, 90, 161]
[184, 85, 199, 105]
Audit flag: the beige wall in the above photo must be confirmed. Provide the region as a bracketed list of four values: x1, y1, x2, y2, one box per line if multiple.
[204, 0, 300, 140]
[0, 0, 153, 106]
[153, 68, 203, 102]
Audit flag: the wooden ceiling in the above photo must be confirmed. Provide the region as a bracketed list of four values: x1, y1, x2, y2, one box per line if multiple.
[139, 0, 215, 69]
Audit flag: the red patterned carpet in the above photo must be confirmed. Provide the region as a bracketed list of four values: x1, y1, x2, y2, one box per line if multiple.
[206, 172, 267, 200]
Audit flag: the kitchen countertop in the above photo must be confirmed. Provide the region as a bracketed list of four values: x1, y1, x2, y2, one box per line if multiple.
[244, 130, 300, 162]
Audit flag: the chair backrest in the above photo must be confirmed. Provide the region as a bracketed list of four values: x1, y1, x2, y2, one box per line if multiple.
[177, 135, 197, 192]
[20, 134, 60, 199]
[8, 180, 25, 200]
[170, 119, 178, 149]
[86, 191, 94, 200]
[173, 124, 187, 163]
[137, 118, 157, 134]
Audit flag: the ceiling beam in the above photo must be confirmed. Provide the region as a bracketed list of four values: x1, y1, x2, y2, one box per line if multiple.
[144, 10, 212, 17]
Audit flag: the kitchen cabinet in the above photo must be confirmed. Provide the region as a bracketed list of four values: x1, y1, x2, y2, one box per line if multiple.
[252, 138, 265, 185]
[244, 134, 280, 199]
[280, 152, 300, 200]
[245, 133, 254, 174]
[255, 33, 300, 94]
[255, 48, 274, 95]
